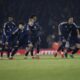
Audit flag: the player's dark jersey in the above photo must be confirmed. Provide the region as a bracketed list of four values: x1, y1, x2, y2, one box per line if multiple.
[2, 21, 16, 44]
[26, 23, 41, 43]
[13, 26, 31, 48]
[69, 23, 78, 37]
[58, 22, 71, 40]
[69, 24, 79, 45]
[3, 21, 16, 37]
[58, 22, 78, 40]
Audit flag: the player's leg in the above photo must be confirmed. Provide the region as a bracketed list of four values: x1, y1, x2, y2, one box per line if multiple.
[0, 45, 5, 59]
[63, 41, 70, 58]
[70, 48, 79, 58]
[9, 36, 20, 59]
[25, 42, 34, 59]
[10, 46, 19, 59]
[65, 37, 74, 58]
[25, 48, 31, 59]
[35, 41, 40, 59]
[56, 45, 62, 57]
[69, 38, 78, 58]
[1, 35, 6, 59]
[64, 48, 69, 58]
[6, 47, 11, 58]
[6, 40, 13, 59]
[25, 48, 34, 59]
[70, 38, 80, 58]
[57, 42, 65, 58]
[30, 47, 34, 59]
[64, 48, 72, 58]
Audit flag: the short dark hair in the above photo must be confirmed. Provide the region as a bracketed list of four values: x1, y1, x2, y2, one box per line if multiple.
[29, 15, 37, 19]
[19, 21, 24, 25]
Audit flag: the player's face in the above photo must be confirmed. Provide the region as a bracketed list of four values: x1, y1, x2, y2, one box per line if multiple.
[28, 18, 34, 26]
[33, 16, 37, 22]
[19, 24, 24, 30]
[68, 18, 74, 24]
[8, 17, 13, 22]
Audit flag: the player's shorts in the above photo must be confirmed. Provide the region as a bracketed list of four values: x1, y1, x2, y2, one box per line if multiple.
[17, 39, 28, 49]
[30, 37, 39, 45]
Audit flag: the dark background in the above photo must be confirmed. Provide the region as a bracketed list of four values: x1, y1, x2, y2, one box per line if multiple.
[0, 0, 80, 48]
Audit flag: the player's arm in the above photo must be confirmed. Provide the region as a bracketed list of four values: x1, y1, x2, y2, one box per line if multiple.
[58, 22, 67, 36]
[3, 22, 9, 40]
[73, 23, 80, 38]
[3, 23, 7, 36]
[12, 28, 19, 35]
[58, 23, 62, 36]
[12, 23, 24, 35]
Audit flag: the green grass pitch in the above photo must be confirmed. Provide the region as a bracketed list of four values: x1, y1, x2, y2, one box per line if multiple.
[0, 55, 80, 80]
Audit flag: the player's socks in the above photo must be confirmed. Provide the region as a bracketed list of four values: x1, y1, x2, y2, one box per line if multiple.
[64, 53, 68, 58]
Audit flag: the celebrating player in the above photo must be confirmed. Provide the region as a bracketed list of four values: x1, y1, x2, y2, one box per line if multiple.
[1, 16, 16, 59]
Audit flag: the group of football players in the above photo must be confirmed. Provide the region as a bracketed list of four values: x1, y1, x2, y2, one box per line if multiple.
[0, 16, 80, 60]
[0, 15, 41, 59]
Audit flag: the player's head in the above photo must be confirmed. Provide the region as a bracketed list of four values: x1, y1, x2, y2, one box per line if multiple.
[33, 16, 37, 22]
[8, 16, 13, 22]
[30, 15, 37, 22]
[68, 17, 74, 24]
[28, 18, 34, 26]
[18, 22, 24, 30]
